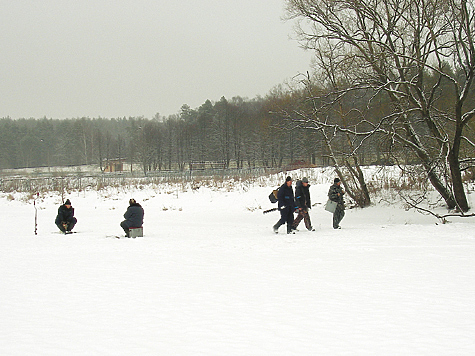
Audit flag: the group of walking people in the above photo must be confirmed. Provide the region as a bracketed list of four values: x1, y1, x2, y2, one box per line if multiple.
[272, 176, 345, 234]
[55, 198, 144, 238]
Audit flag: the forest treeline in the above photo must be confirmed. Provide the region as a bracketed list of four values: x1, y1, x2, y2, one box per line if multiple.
[0, 94, 321, 172]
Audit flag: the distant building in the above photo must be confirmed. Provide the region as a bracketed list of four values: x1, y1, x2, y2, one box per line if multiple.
[104, 159, 124, 173]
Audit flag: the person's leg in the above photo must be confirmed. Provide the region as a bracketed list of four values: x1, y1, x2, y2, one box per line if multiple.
[56, 222, 66, 232]
[286, 209, 295, 234]
[292, 211, 304, 229]
[273, 209, 288, 233]
[303, 211, 313, 230]
[333, 206, 345, 229]
[67, 217, 77, 231]
[333, 210, 340, 229]
[120, 221, 130, 237]
[55, 217, 66, 232]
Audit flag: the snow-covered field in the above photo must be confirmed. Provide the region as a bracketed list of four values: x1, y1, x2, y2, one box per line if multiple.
[1, 169, 474, 355]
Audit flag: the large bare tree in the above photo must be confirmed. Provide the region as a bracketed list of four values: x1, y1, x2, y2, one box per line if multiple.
[286, 0, 475, 212]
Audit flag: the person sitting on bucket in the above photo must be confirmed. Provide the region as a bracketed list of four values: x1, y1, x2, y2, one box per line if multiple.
[120, 199, 144, 238]
[55, 199, 77, 234]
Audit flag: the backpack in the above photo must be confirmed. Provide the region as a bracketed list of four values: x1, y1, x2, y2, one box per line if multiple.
[268, 189, 279, 203]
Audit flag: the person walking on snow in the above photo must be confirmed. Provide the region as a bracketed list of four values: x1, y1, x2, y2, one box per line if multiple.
[55, 199, 77, 234]
[273, 176, 298, 234]
[328, 178, 345, 229]
[121, 199, 144, 238]
[292, 177, 314, 231]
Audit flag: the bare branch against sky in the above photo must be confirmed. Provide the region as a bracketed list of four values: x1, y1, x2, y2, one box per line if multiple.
[0, 0, 311, 119]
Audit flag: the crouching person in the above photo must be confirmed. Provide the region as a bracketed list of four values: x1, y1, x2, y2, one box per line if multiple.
[55, 199, 77, 234]
[121, 199, 144, 238]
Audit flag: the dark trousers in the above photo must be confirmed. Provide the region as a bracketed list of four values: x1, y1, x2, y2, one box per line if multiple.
[120, 220, 131, 236]
[120, 220, 143, 237]
[292, 209, 312, 230]
[333, 205, 345, 229]
[274, 207, 294, 233]
[55, 217, 77, 232]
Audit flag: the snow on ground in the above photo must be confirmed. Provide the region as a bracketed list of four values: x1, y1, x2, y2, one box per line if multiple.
[1, 170, 475, 355]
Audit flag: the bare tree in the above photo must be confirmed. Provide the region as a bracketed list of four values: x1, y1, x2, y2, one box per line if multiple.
[286, 0, 475, 212]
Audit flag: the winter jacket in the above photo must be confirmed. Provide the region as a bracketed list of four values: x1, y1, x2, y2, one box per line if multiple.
[277, 182, 297, 211]
[55, 204, 75, 223]
[295, 180, 311, 210]
[328, 184, 345, 206]
[123, 203, 144, 228]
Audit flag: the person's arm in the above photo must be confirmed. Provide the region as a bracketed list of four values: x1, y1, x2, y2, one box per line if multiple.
[295, 186, 303, 208]
[57, 207, 64, 221]
[277, 186, 285, 206]
[124, 207, 131, 219]
[328, 186, 339, 202]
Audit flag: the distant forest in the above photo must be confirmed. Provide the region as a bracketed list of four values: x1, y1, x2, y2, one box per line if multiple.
[0, 93, 328, 172]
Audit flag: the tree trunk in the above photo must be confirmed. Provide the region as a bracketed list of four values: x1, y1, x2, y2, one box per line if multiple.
[449, 123, 469, 212]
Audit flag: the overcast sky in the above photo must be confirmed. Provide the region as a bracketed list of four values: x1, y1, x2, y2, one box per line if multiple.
[0, 0, 312, 119]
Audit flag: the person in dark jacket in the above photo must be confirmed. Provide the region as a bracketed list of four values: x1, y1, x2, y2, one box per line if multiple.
[328, 178, 345, 229]
[55, 199, 77, 234]
[291, 177, 314, 231]
[273, 176, 298, 234]
[121, 199, 144, 237]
